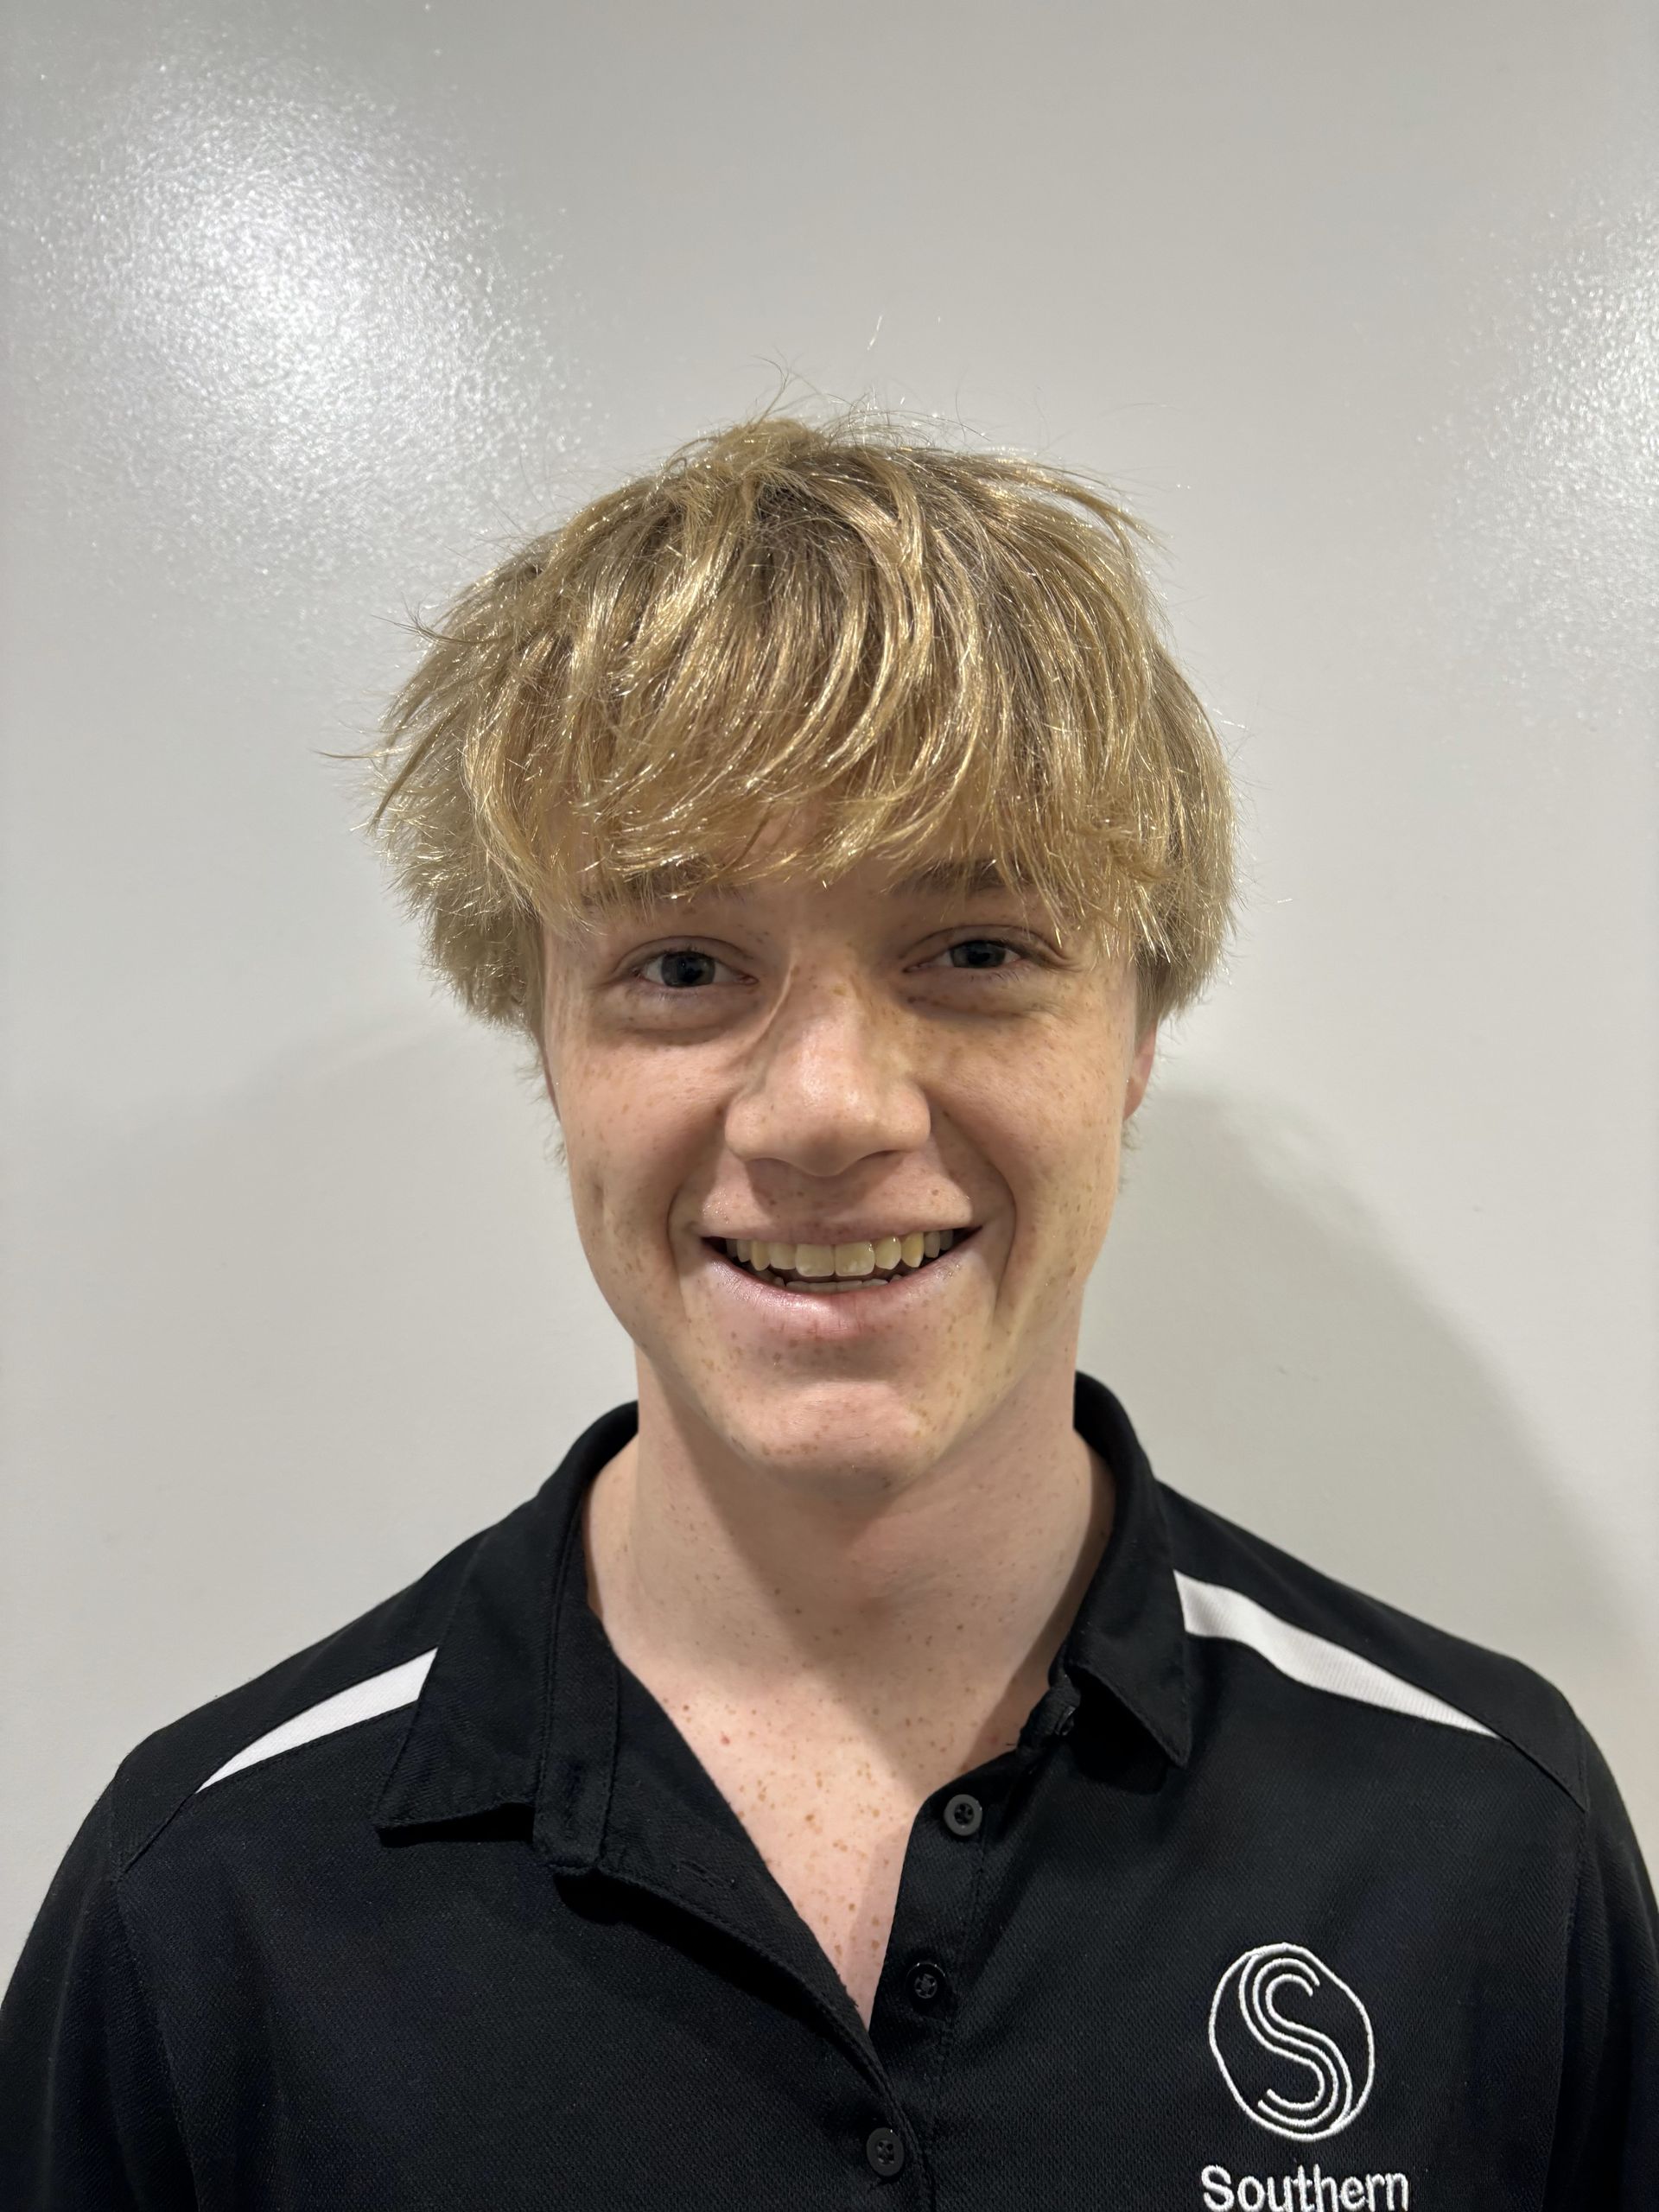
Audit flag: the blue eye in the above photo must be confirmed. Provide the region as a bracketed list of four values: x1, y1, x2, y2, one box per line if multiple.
[631, 948, 739, 992]
[929, 938, 1032, 974]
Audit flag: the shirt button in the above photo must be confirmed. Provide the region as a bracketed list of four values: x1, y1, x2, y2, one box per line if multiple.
[865, 2124, 905, 2177]
[943, 1791, 982, 1836]
[907, 1959, 945, 2005]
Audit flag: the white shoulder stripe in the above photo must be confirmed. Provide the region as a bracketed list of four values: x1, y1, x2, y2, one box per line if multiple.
[195, 1649, 438, 1791]
[1175, 1572, 1494, 1738]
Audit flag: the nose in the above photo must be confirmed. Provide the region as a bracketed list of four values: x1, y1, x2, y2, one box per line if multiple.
[721, 973, 931, 1179]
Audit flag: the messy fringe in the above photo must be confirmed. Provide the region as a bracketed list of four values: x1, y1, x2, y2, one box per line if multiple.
[362, 405, 1238, 1039]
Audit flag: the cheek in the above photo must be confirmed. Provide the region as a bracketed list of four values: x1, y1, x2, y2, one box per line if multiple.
[991, 1029, 1127, 1243]
[558, 1058, 697, 1255]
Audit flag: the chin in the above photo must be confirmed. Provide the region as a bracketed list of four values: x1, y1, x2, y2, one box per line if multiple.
[715, 1382, 954, 1488]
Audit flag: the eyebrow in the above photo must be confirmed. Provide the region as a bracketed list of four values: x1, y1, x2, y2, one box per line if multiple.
[581, 856, 1029, 912]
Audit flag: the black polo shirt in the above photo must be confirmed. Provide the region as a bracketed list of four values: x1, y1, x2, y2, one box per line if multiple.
[3, 1372, 1655, 2209]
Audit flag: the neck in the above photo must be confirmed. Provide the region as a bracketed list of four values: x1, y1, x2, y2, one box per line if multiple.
[582, 1355, 1113, 1736]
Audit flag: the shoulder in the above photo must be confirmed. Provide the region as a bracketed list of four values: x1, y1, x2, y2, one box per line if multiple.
[1157, 1478, 1589, 1811]
[102, 1519, 493, 1880]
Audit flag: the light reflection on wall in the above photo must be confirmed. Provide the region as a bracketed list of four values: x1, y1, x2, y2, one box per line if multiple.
[1437, 196, 1659, 696]
[15, 43, 591, 585]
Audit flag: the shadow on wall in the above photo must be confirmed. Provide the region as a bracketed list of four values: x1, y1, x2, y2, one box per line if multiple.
[1086, 1083, 1643, 1712]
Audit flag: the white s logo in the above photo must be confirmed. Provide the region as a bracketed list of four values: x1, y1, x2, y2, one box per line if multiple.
[1208, 1942, 1375, 2141]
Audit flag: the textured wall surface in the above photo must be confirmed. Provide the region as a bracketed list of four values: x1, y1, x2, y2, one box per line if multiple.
[3, 0, 1656, 1974]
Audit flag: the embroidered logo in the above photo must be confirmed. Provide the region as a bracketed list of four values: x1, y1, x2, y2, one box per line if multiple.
[1208, 1943, 1375, 2142]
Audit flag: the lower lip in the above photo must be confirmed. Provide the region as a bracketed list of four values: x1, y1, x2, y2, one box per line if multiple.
[697, 1232, 982, 1337]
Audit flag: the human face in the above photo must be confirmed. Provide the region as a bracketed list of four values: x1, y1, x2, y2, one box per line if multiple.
[538, 852, 1156, 1495]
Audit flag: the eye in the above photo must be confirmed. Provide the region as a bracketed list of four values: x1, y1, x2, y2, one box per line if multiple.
[627, 946, 743, 994]
[918, 936, 1037, 976]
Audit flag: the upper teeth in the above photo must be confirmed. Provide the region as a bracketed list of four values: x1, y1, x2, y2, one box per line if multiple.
[726, 1230, 958, 1277]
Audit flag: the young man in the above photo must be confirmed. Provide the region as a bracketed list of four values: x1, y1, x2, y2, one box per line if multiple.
[3, 415, 1653, 2207]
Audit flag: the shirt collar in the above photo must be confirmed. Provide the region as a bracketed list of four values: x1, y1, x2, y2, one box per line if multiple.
[372, 1370, 1192, 1865]
[1061, 1370, 1193, 1767]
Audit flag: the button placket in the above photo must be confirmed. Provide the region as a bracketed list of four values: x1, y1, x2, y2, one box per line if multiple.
[856, 1776, 996, 2166]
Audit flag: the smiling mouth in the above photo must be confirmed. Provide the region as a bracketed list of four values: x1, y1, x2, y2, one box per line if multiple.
[702, 1227, 978, 1293]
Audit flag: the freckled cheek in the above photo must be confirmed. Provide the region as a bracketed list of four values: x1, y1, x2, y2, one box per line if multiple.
[563, 1068, 698, 1279]
[1001, 1083, 1121, 1264]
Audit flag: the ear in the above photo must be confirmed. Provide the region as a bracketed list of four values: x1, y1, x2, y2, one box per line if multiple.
[1123, 1019, 1158, 1122]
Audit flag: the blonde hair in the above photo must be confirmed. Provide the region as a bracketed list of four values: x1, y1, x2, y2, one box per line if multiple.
[365, 408, 1238, 1040]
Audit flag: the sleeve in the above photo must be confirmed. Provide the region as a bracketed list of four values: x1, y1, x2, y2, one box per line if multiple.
[0, 1782, 196, 2208]
[1541, 1721, 1659, 2207]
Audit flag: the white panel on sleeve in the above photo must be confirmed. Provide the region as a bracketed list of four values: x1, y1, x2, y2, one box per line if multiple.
[195, 1649, 438, 1790]
[1176, 1573, 1494, 1737]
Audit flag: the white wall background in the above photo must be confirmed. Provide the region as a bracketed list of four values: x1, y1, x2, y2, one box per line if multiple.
[3, 0, 1655, 1973]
